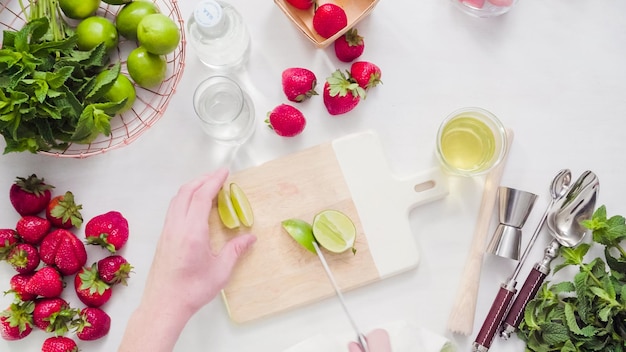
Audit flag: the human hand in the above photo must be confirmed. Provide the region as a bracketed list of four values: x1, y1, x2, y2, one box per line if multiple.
[141, 168, 256, 318]
[348, 329, 392, 352]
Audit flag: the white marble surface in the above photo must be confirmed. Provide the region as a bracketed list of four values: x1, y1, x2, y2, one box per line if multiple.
[2, 0, 626, 351]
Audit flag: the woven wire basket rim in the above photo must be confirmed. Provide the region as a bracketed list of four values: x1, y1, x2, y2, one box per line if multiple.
[0, 0, 186, 158]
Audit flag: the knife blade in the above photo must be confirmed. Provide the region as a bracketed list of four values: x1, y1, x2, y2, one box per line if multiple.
[313, 241, 369, 352]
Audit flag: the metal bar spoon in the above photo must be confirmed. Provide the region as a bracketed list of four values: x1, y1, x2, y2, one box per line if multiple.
[499, 170, 599, 339]
[313, 242, 369, 352]
[472, 169, 572, 352]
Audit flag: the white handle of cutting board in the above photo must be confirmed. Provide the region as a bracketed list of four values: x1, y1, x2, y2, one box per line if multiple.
[332, 131, 449, 278]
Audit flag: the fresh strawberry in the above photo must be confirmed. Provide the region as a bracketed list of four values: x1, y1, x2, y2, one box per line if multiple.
[85, 211, 129, 253]
[9, 174, 54, 216]
[33, 297, 78, 334]
[46, 191, 83, 229]
[350, 61, 382, 90]
[285, 0, 313, 10]
[16, 215, 51, 245]
[25, 266, 64, 298]
[42, 336, 79, 352]
[7, 273, 37, 301]
[0, 301, 34, 341]
[7, 243, 40, 274]
[74, 264, 112, 307]
[97, 255, 133, 285]
[40, 229, 87, 276]
[334, 28, 364, 62]
[74, 307, 110, 341]
[0, 229, 19, 260]
[282, 67, 318, 102]
[312, 3, 347, 39]
[322, 70, 366, 115]
[266, 104, 307, 137]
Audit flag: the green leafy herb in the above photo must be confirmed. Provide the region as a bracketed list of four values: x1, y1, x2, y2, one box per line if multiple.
[518, 205, 626, 351]
[0, 2, 126, 154]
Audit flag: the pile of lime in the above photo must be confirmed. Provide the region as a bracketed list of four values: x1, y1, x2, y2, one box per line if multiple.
[217, 183, 254, 229]
[282, 209, 356, 255]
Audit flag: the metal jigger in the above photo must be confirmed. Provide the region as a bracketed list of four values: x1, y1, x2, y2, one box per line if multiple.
[486, 187, 538, 260]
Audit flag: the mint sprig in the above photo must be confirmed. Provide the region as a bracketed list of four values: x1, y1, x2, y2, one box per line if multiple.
[517, 205, 626, 351]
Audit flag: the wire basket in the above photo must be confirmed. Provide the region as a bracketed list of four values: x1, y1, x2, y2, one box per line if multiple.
[0, 0, 186, 158]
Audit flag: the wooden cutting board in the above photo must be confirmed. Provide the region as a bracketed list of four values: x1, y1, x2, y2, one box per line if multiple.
[208, 131, 448, 323]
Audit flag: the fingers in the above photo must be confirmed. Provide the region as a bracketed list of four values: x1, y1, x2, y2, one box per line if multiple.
[347, 329, 392, 352]
[214, 234, 257, 285]
[187, 167, 229, 221]
[347, 342, 363, 352]
[365, 329, 391, 350]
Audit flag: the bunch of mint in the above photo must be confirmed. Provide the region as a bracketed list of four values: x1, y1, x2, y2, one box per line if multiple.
[517, 205, 626, 351]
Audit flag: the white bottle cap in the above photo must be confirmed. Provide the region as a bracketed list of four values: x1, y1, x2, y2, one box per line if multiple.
[194, 0, 223, 28]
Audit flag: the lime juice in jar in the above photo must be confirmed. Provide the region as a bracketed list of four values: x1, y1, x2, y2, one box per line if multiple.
[436, 107, 507, 176]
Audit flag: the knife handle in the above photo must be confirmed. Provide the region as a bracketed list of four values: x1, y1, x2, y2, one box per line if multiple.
[500, 266, 547, 339]
[472, 283, 516, 351]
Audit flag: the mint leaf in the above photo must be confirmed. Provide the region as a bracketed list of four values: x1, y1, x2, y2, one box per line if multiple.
[540, 322, 570, 344]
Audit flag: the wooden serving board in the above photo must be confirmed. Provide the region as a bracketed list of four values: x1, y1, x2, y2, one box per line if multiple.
[208, 131, 448, 323]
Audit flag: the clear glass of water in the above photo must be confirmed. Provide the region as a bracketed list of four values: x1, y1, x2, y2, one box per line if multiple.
[193, 76, 255, 146]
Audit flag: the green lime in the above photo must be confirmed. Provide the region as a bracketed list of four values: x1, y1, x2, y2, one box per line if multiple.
[76, 16, 119, 52]
[230, 183, 253, 227]
[102, 0, 131, 5]
[115, 1, 160, 40]
[127, 46, 166, 88]
[281, 219, 316, 254]
[59, 0, 100, 19]
[312, 209, 356, 253]
[105, 74, 136, 113]
[217, 187, 240, 229]
[136, 13, 181, 55]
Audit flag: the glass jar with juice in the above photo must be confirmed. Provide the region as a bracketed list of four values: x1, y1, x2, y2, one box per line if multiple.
[436, 107, 507, 176]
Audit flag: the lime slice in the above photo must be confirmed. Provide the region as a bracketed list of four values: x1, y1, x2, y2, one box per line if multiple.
[281, 219, 316, 254]
[217, 187, 240, 229]
[230, 183, 254, 227]
[312, 210, 356, 253]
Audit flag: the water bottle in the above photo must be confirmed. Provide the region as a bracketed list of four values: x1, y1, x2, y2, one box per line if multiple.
[187, 0, 251, 70]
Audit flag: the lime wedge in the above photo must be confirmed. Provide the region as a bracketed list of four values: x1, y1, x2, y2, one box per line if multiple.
[217, 187, 240, 229]
[230, 183, 254, 227]
[312, 209, 356, 253]
[281, 219, 316, 254]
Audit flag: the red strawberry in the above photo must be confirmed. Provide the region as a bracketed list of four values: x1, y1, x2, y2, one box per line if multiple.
[25, 266, 64, 298]
[0, 229, 19, 260]
[0, 301, 34, 341]
[85, 211, 129, 253]
[97, 255, 133, 285]
[33, 298, 78, 334]
[285, 0, 314, 10]
[266, 104, 307, 137]
[322, 70, 365, 115]
[74, 264, 112, 307]
[282, 67, 318, 102]
[40, 229, 87, 276]
[74, 307, 110, 341]
[16, 215, 51, 245]
[46, 192, 83, 229]
[9, 174, 54, 216]
[7, 243, 40, 274]
[312, 3, 348, 39]
[42, 336, 79, 352]
[350, 61, 382, 90]
[334, 28, 364, 62]
[7, 273, 37, 301]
